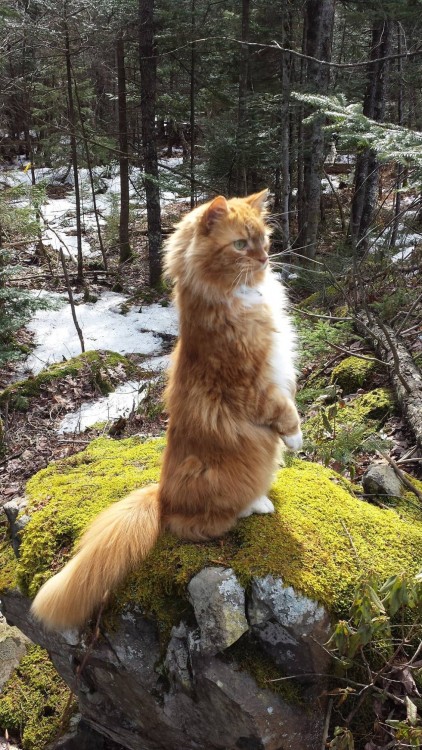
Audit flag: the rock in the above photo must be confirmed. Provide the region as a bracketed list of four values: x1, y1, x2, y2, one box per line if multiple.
[1, 588, 324, 750]
[0, 613, 30, 690]
[46, 717, 126, 749]
[187, 567, 249, 654]
[3, 497, 30, 556]
[363, 464, 403, 498]
[331, 355, 376, 394]
[2, 437, 422, 750]
[248, 576, 331, 677]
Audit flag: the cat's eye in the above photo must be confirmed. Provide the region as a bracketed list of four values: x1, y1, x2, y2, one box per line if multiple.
[233, 239, 248, 250]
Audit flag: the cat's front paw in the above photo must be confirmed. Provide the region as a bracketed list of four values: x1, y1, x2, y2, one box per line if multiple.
[282, 429, 303, 452]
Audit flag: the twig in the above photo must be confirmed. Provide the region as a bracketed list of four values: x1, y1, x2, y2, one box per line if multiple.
[59, 249, 85, 354]
[292, 306, 354, 322]
[324, 340, 390, 368]
[396, 291, 422, 335]
[376, 451, 422, 503]
[54, 595, 107, 741]
[321, 697, 333, 750]
[340, 520, 361, 566]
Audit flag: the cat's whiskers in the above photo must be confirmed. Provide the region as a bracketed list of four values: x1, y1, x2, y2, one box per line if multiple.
[229, 265, 247, 294]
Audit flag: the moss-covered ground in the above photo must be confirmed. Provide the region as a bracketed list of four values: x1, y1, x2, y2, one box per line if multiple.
[2, 437, 421, 639]
[0, 644, 75, 750]
[0, 350, 138, 411]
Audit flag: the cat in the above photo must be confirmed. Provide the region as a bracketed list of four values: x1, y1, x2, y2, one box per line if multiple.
[31, 189, 302, 630]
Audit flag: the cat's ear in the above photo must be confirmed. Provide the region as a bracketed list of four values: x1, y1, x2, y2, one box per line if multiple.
[201, 196, 229, 229]
[244, 189, 269, 212]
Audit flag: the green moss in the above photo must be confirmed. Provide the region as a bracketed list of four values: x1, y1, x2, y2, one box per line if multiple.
[331, 356, 378, 394]
[0, 644, 75, 750]
[0, 534, 18, 592]
[0, 350, 137, 410]
[2, 436, 419, 639]
[299, 284, 339, 309]
[304, 387, 394, 443]
[16, 436, 166, 596]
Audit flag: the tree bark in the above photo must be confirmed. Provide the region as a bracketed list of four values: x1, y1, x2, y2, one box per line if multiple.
[355, 313, 422, 450]
[139, 0, 162, 287]
[350, 20, 392, 254]
[190, 0, 196, 209]
[235, 0, 251, 196]
[64, 7, 83, 284]
[294, 0, 335, 263]
[116, 31, 131, 265]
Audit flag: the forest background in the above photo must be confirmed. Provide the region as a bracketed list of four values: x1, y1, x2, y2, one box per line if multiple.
[0, 1, 422, 749]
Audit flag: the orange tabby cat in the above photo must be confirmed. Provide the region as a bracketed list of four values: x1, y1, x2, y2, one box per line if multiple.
[31, 190, 302, 630]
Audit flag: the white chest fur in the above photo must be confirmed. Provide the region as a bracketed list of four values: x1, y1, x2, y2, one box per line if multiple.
[235, 272, 297, 397]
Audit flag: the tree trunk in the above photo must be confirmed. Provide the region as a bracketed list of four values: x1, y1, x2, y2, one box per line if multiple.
[294, 0, 335, 263]
[350, 20, 392, 254]
[139, 0, 162, 287]
[116, 31, 132, 265]
[279, 13, 292, 255]
[64, 10, 83, 284]
[389, 23, 404, 251]
[235, 0, 250, 196]
[190, 0, 196, 209]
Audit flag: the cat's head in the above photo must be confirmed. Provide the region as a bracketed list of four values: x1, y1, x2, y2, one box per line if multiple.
[164, 190, 271, 298]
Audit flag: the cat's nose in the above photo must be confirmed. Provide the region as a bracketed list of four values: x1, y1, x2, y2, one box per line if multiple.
[258, 254, 269, 266]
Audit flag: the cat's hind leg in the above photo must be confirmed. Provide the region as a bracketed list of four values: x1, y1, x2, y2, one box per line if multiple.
[238, 495, 274, 518]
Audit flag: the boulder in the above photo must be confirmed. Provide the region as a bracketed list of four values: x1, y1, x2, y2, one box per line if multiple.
[1, 437, 422, 750]
[363, 464, 403, 498]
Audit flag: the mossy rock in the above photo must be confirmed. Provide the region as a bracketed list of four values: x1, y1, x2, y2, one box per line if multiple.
[331, 355, 378, 394]
[299, 285, 339, 309]
[2, 436, 422, 637]
[303, 387, 394, 443]
[0, 350, 138, 411]
[0, 644, 75, 750]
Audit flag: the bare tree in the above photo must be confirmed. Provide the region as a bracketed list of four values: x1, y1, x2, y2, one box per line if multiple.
[139, 0, 161, 287]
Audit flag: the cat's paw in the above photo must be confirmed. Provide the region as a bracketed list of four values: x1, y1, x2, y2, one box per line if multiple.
[238, 495, 275, 518]
[282, 429, 303, 452]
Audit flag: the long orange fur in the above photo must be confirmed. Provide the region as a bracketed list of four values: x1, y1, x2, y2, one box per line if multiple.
[31, 190, 301, 630]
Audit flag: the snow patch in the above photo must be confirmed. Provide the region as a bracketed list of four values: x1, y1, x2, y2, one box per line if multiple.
[23, 291, 178, 375]
[58, 379, 149, 433]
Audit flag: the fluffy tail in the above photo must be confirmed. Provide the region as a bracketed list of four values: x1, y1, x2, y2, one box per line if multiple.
[31, 485, 160, 630]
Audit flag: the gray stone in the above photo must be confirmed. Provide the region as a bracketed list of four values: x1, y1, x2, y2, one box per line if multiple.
[1, 587, 325, 750]
[187, 567, 249, 654]
[0, 612, 30, 690]
[164, 622, 193, 693]
[3, 497, 30, 556]
[362, 464, 403, 498]
[248, 575, 331, 676]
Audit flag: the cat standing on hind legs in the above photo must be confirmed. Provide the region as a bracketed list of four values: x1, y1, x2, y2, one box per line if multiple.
[31, 189, 302, 630]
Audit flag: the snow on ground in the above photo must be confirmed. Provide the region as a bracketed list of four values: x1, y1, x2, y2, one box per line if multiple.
[1, 158, 186, 263]
[58, 379, 149, 433]
[22, 291, 178, 375]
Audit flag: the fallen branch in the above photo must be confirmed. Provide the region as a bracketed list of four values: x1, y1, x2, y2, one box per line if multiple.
[324, 340, 390, 367]
[355, 313, 422, 449]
